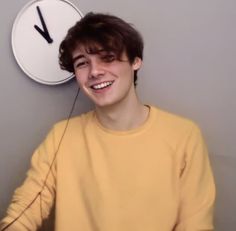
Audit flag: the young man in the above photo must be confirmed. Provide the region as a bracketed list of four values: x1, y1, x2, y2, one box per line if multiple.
[1, 12, 215, 231]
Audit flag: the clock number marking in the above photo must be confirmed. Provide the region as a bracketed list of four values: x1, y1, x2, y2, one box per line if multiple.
[34, 6, 53, 44]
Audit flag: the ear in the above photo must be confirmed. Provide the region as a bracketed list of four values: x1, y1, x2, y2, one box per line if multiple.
[132, 57, 142, 71]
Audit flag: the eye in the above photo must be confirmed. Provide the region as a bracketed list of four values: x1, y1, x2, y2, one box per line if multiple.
[74, 60, 89, 69]
[101, 53, 116, 63]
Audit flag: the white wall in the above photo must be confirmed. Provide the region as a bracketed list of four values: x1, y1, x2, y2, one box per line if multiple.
[1, 0, 235, 230]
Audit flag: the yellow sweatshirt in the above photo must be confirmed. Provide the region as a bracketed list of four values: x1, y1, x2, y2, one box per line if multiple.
[0, 106, 215, 231]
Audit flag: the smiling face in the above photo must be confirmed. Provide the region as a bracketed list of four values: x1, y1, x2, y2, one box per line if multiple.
[72, 45, 142, 109]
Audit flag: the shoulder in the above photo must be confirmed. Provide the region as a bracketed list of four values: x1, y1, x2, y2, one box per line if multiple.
[56, 110, 94, 127]
[49, 110, 95, 141]
[150, 105, 203, 145]
[151, 106, 198, 130]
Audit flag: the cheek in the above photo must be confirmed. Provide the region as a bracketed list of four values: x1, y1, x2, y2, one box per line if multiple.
[75, 70, 88, 85]
[120, 66, 134, 82]
[75, 76, 86, 91]
[110, 64, 132, 77]
[75, 74, 82, 85]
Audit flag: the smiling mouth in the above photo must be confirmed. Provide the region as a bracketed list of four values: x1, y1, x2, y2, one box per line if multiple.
[91, 81, 114, 90]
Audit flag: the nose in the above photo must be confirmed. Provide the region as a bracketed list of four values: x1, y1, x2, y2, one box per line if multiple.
[90, 59, 105, 78]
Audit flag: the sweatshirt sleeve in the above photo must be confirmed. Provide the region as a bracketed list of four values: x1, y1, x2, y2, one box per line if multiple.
[175, 124, 216, 231]
[0, 126, 57, 231]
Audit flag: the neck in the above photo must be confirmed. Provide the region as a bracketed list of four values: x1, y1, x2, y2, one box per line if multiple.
[95, 92, 149, 131]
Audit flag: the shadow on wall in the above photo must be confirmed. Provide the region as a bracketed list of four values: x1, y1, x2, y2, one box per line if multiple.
[210, 154, 236, 231]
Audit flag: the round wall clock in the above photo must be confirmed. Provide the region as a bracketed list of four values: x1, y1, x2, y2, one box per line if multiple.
[12, 0, 83, 85]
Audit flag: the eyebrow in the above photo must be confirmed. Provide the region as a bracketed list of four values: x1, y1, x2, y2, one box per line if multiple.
[72, 54, 85, 63]
[72, 49, 115, 64]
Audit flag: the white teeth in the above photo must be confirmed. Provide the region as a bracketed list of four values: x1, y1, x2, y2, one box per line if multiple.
[92, 81, 113, 90]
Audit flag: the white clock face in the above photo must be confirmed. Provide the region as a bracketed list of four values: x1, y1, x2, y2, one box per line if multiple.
[12, 0, 83, 85]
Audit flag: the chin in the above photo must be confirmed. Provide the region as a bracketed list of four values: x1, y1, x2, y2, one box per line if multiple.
[90, 95, 116, 108]
[93, 98, 120, 108]
[94, 101, 114, 109]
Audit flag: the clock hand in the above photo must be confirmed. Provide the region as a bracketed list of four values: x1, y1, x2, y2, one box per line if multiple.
[36, 6, 51, 37]
[34, 6, 53, 44]
[34, 25, 53, 43]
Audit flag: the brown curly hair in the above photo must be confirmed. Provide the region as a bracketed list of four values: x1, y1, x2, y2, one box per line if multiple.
[59, 12, 144, 86]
